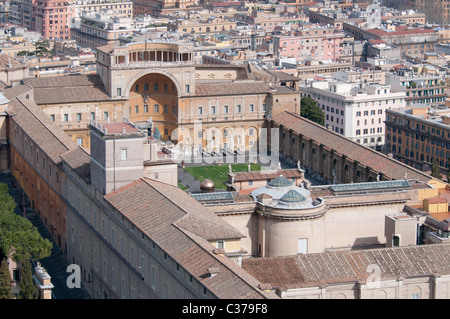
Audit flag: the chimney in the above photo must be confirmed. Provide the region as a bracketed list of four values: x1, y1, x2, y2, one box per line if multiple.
[207, 267, 220, 279]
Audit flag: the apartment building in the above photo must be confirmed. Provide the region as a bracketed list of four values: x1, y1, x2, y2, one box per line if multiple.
[385, 104, 450, 171]
[274, 27, 350, 63]
[300, 79, 406, 148]
[71, 11, 153, 48]
[33, 0, 74, 40]
[168, 16, 237, 35]
[69, 0, 133, 19]
[385, 71, 447, 107]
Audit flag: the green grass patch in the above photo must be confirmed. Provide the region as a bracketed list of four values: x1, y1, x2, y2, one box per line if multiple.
[178, 182, 188, 191]
[184, 163, 261, 189]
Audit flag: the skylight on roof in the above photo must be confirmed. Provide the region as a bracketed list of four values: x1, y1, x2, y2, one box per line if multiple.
[330, 180, 410, 193]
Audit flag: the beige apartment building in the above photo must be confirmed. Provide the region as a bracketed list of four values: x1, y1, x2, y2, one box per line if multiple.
[168, 16, 237, 35]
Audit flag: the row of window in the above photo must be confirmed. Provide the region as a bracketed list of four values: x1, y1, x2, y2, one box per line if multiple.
[387, 118, 450, 139]
[51, 111, 109, 122]
[356, 127, 383, 135]
[71, 202, 209, 298]
[134, 83, 175, 93]
[197, 103, 265, 115]
[356, 109, 383, 116]
[130, 104, 176, 115]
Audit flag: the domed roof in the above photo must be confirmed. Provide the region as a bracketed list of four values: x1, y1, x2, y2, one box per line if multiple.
[267, 175, 293, 188]
[279, 190, 307, 203]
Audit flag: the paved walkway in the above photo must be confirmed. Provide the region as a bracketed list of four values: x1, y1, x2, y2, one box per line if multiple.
[0, 173, 90, 299]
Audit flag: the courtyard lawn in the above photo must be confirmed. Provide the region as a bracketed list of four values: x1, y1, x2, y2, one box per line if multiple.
[178, 182, 188, 191]
[184, 163, 261, 189]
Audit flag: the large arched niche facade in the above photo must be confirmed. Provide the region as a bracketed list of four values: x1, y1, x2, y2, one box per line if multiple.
[127, 71, 180, 141]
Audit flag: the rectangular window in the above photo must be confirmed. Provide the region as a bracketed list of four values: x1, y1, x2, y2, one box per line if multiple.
[90, 112, 95, 120]
[236, 105, 241, 113]
[77, 137, 83, 146]
[64, 114, 68, 122]
[121, 149, 127, 160]
[198, 106, 203, 115]
[298, 238, 308, 254]
[151, 266, 155, 289]
[211, 106, 216, 114]
[154, 83, 158, 91]
[224, 105, 229, 114]
[185, 85, 190, 93]
[154, 104, 159, 113]
[50, 114, 55, 121]
[117, 88, 121, 96]
[135, 105, 139, 114]
[249, 104, 255, 112]
[144, 105, 148, 113]
[144, 83, 148, 91]
[77, 113, 82, 121]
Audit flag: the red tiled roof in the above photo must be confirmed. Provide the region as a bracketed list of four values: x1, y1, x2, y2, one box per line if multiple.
[104, 178, 274, 299]
[233, 168, 303, 182]
[366, 27, 434, 37]
[98, 122, 140, 134]
[425, 197, 448, 204]
[242, 244, 450, 289]
[271, 112, 432, 182]
[7, 97, 77, 164]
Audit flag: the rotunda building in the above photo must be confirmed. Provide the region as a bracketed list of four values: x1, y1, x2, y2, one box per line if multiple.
[250, 175, 328, 257]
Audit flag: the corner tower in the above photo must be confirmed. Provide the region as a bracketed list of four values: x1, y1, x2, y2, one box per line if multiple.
[89, 120, 145, 195]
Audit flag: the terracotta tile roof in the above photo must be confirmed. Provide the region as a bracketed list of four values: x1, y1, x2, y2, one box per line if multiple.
[2, 84, 33, 100]
[95, 122, 141, 134]
[366, 27, 434, 37]
[0, 53, 25, 69]
[104, 178, 273, 299]
[195, 81, 271, 96]
[233, 168, 303, 182]
[7, 97, 77, 163]
[24, 74, 110, 104]
[60, 146, 91, 183]
[425, 197, 448, 204]
[242, 244, 450, 289]
[271, 112, 433, 182]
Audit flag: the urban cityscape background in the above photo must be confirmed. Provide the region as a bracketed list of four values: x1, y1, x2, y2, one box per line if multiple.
[0, 0, 449, 301]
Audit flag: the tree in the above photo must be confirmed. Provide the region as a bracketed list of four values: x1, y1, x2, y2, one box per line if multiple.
[431, 159, 442, 179]
[0, 183, 52, 262]
[0, 258, 12, 299]
[0, 211, 52, 262]
[18, 254, 35, 299]
[153, 126, 161, 140]
[34, 40, 51, 58]
[300, 96, 325, 126]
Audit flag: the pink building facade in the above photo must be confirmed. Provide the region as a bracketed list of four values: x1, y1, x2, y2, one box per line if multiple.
[33, 0, 73, 40]
[274, 27, 350, 63]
